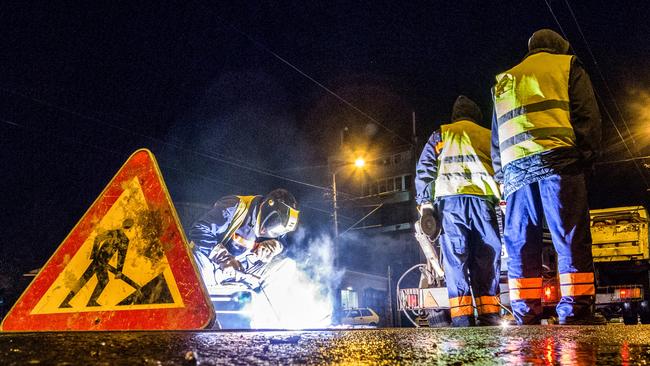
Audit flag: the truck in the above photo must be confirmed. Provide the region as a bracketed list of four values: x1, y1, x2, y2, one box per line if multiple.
[398, 205, 650, 326]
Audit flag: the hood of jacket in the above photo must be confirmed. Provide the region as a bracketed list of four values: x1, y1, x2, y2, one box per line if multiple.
[528, 29, 571, 55]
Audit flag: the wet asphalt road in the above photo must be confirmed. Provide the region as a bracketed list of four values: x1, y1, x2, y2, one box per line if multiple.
[1, 324, 649, 365]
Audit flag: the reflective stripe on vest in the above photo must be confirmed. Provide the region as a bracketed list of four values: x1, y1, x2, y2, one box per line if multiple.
[508, 277, 543, 300]
[475, 295, 500, 315]
[434, 120, 500, 199]
[449, 295, 474, 318]
[219, 195, 258, 247]
[494, 52, 576, 167]
[559, 272, 595, 297]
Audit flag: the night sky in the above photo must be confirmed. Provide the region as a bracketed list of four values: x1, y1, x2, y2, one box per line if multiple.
[2, 1, 650, 273]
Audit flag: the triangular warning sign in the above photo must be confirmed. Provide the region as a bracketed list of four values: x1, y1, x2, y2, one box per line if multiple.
[1, 149, 214, 331]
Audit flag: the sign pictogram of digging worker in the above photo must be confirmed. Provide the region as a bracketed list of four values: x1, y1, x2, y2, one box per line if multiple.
[1, 149, 213, 331]
[28, 175, 187, 314]
[60, 218, 137, 308]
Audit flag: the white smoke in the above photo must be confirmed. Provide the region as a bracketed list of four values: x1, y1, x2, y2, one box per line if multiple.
[248, 228, 344, 329]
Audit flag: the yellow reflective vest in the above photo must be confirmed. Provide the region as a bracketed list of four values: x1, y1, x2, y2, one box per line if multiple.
[434, 120, 500, 200]
[219, 195, 258, 248]
[494, 52, 577, 167]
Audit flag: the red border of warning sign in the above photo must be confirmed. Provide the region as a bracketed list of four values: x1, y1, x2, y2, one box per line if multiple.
[1, 149, 214, 331]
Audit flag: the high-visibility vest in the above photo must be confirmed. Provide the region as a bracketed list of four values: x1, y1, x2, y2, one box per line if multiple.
[494, 52, 577, 167]
[220, 195, 258, 249]
[434, 120, 500, 199]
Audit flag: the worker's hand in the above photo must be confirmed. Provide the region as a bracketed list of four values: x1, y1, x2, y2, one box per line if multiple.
[252, 239, 283, 263]
[216, 255, 245, 276]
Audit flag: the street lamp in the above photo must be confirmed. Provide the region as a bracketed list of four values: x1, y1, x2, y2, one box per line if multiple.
[331, 157, 367, 266]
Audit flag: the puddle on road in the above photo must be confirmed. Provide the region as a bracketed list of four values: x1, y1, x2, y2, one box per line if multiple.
[2, 326, 650, 365]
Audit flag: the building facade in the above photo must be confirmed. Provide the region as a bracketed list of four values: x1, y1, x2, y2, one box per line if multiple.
[330, 145, 423, 326]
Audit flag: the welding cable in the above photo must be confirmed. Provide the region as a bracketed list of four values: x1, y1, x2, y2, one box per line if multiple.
[496, 292, 515, 317]
[396, 264, 430, 328]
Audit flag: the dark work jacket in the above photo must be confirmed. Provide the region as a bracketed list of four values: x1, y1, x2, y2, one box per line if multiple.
[189, 195, 265, 258]
[491, 51, 602, 198]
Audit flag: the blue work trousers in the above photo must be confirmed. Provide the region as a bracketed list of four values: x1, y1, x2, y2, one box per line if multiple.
[438, 195, 502, 327]
[505, 173, 595, 325]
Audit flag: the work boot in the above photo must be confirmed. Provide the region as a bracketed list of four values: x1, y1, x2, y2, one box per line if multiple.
[477, 313, 502, 326]
[451, 315, 476, 327]
[559, 313, 607, 325]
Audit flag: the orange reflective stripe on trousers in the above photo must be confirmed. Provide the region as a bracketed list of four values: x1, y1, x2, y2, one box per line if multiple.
[509, 277, 542, 300]
[475, 296, 500, 315]
[559, 272, 595, 297]
[449, 296, 473, 318]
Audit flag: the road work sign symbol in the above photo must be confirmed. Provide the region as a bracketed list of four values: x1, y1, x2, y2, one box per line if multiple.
[1, 149, 214, 331]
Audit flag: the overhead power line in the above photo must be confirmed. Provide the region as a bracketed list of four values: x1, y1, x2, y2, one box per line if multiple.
[214, 15, 414, 148]
[543, 0, 650, 189]
[1, 87, 330, 192]
[1, 116, 334, 217]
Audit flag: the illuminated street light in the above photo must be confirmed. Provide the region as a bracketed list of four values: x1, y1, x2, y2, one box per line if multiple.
[331, 156, 368, 267]
[354, 157, 365, 168]
[332, 158, 367, 238]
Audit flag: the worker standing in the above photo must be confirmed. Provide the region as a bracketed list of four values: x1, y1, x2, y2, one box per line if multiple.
[416, 95, 503, 327]
[491, 29, 603, 325]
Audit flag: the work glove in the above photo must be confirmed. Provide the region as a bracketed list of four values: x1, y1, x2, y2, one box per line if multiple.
[251, 239, 283, 263]
[217, 255, 244, 273]
[210, 245, 244, 276]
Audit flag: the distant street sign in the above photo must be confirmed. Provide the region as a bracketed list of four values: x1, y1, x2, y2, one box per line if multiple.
[1, 149, 214, 331]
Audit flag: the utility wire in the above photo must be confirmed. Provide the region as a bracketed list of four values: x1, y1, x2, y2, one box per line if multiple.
[543, 0, 650, 189]
[2, 117, 334, 216]
[561, 0, 649, 189]
[340, 203, 384, 236]
[1, 87, 330, 191]
[214, 15, 414, 147]
[563, 0, 640, 152]
[595, 155, 650, 165]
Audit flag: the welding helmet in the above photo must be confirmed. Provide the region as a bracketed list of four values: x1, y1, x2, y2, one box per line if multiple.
[256, 189, 300, 238]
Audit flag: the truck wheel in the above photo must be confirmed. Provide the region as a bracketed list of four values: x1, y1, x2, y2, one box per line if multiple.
[623, 314, 638, 325]
[639, 313, 650, 324]
[640, 301, 650, 324]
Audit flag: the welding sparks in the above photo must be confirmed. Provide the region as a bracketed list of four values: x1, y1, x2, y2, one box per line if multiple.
[248, 258, 333, 329]
[246, 231, 342, 329]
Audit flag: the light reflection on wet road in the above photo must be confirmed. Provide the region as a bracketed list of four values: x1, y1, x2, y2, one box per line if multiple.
[1, 325, 649, 365]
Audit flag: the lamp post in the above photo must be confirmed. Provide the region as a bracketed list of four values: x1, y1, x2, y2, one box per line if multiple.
[331, 157, 365, 266]
[332, 171, 339, 239]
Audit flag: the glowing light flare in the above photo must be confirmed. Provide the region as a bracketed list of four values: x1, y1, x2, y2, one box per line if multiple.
[354, 157, 365, 168]
[542, 284, 558, 302]
[544, 286, 552, 300]
[544, 336, 556, 366]
[248, 258, 333, 329]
